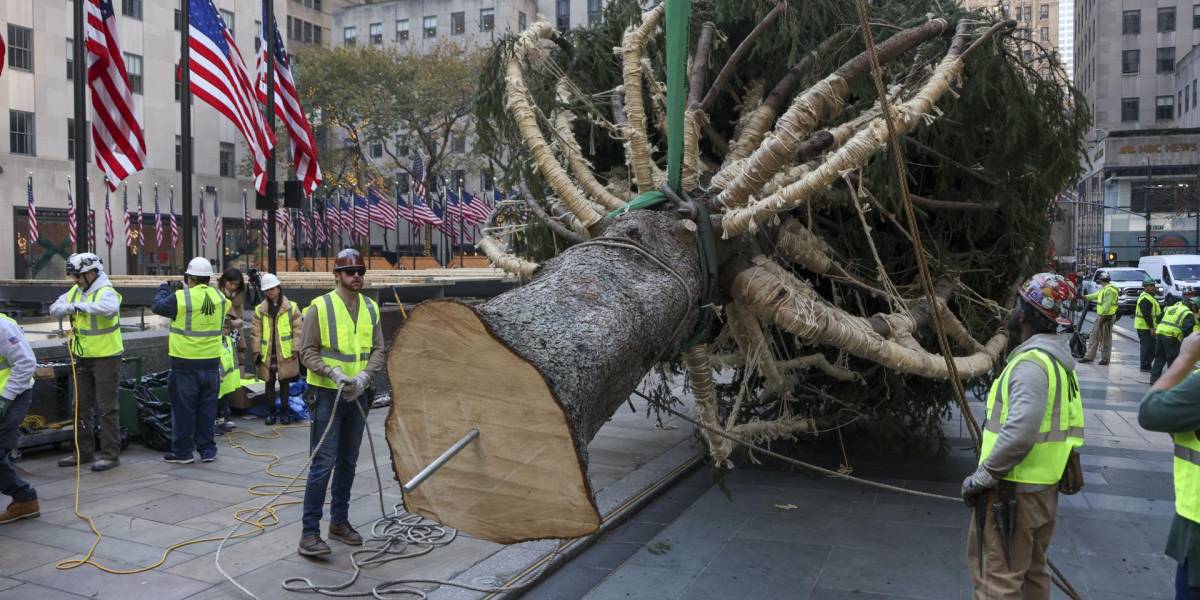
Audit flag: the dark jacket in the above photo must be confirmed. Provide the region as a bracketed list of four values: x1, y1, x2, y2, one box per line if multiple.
[152, 282, 221, 371]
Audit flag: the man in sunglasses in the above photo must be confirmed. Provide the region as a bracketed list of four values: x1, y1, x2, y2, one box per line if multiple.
[296, 248, 385, 557]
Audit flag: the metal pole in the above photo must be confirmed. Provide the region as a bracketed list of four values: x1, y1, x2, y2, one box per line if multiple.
[1146, 156, 1153, 258]
[402, 429, 480, 493]
[73, 0, 90, 252]
[266, 0, 278, 275]
[181, 0, 195, 260]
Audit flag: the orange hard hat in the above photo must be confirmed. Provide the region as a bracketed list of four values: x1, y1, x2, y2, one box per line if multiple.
[333, 248, 365, 272]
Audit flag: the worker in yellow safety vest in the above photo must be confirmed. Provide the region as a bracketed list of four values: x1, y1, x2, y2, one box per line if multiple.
[295, 249, 385, 558]
[1136, 277, 1163, 373]
[1080, 271, 1120, 365]
[1140, 332, 1200, 597]
[961, 272, 1084, 599]
[1152, 292, 1199, 384]
[48, 253, 124, 472]
[0, 312, 39, 524]
[249, 273, 303, 425]
[151, 257, 230, 464]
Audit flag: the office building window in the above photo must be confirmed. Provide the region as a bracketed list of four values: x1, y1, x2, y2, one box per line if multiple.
[122, 0, 142, 20]
[1159, 7, 1177, 33]
[1123, 10, 1141, 34]
[452, 12, 465, 35]
[589, 0, 603, 26]
[1122, 49, 1140, 74]
[519, 12, 527, 32]
[344, 26, 357, 46]
[1195, 4, 1200, 29]
[1039, 27, 1049, 42]
[10, 110, 36, 156]
[175, 2, 182, 31]
[369, 22, 383, 44]
[1157, 95, 1175, 120]
[1039, 4, 1049, 20]
[452, 135, 466, 153]
[369, 140, 383, 158]
[67, 118, 76, 161]
[220, 9, 235, 36]
[557, 0, 570, 31]
[314, 26, 322, 45]
[424, 16, 437, 38]
[1158, 47, 1176, 73]
[1188, 85, 1193, 112]
[66, 38, 74, 80]
[175, 136, 182, 172]
[1181, 90, 1185, 113]
[1193, 79, 1197, 107]
[6, 25, 33, 72]
[396, 19, 410, 41]
[480, 8, 494, 32]
[1121, 98, 1139, 122]
[451, 169, 466, 188]
[254, 21, 262, 51]
[219, 142, 235, 177]
[396, 173, 410, 193]
[125, 53, 143, 94]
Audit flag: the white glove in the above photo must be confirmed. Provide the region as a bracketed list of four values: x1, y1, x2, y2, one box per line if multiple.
[960, 467, 998, 507]
[330, 367, 353, 388]
[351, 372, 373, 393]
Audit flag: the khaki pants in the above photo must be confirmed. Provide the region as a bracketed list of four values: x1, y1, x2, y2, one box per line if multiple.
[967, 486, 1059, 600]
[1084, 315, 1113, 361]
[73, 355, 123, 461]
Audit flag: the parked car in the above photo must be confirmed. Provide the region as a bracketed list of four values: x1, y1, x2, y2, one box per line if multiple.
[1138, 255, 1200, 299]
[1081, 267, 1157, 315]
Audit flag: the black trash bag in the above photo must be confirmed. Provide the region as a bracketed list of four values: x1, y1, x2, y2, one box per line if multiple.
[124, 374, 173, 452]
[1069, 303, 1090, 360]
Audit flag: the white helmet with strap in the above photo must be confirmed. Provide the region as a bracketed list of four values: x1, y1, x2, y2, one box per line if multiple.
[66, 252, 104, 276]
[185, 257, 214, 278]
[260, 273, 281, 292]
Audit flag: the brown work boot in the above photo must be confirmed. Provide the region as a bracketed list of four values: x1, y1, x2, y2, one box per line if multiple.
[328, 523, 363, 546]
[297, 535, 332, 557]
[0, 499, 40, 524]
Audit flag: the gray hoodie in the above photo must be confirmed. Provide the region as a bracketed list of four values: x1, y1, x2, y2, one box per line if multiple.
[49, 272, 121, 318]
[981, 333, 1078, 491]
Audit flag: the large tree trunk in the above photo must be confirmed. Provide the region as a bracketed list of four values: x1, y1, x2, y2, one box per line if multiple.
[386, 210, 701, 543]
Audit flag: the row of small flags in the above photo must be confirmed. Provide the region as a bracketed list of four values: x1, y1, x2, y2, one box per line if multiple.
[25, 173, 504, 254]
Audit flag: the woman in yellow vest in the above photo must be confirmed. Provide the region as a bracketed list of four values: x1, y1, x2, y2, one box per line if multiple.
[1140, 333, 1200, 598]
[295, 249, 384, 558]
[249, 273, 302, 425]
[961, 272, 1084, 599]
[48, 253, 124, 472]
[151, 257, 230, 464]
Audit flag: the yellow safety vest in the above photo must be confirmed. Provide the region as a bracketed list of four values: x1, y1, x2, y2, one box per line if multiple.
[1175, 431, 1200, 524]
[67, 284, 124, 358]
[980, 349, 1085, 485]
[0, 313, 30, 393]
[168, 285, 229, 359]
[256, 302, 299, 361]
[219, 335, 240, 397]
[1134, 292, 1162, 331]
[1094, 284, 1120, 316]
[1157, 303, 1193, 341]
[306, 291, 379, 390]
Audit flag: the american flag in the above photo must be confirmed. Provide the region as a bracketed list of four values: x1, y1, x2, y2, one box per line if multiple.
[397, 193, 418, 226]
[255, 8, 321, 197]
[260, 210, 268, 245]
[188, 0, 274, 193]
[169, 186, 179, 249]
[315, 199, 328, 247]
[85, 0, 146, 189]
[199, 189, 207, 253]
[299, 206, 312, 250]
[153, 183, 163, 248]
[88, 209, 96, 251]
[67, 179, 78, 249]
[445, 190, 465, 220]
[122, 184, 131, 248]
[353, 194, 370, 238]
[213, 193, 222, 255]
[410, 196, 442, 226]
[104, 187, 114, 250]
[411, 156, 428, 200]
[135, 183, 144, 248]
[324, 198, 338, 247]
[464, 192, 493, 224]
[26, 176, 38, 244]
[339, 196, 354, 238]
[368, 187, 397, 230]
[242, 190, 250, 246]
[280, 208, 293, 248]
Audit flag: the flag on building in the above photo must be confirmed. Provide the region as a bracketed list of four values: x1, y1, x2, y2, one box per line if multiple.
[445, 189, 465, 221]
[339, 196, 353, 238]
[411, 156, 428, 200]
[135, 183, 144, 248]
[104, 187, 114, 250]
[279, 207, 293, 247]
[352, 194, 370, 238]
[86, 0, 147, 188]
[169, 186, 179, 249]
[368, 187, 397, 230]
[122, 184, 131, 248]
[154, 184, 163, 248]
[26, 176, 38, 243]
[67, 180, 77, 249]
[213, 193, 222, 255]
[410, 196, 442, 226]
[464, 191, 492, 224]
[188, 0, 274, 193]
[299, 206, 312, 250]
[255, 8, 321, 196]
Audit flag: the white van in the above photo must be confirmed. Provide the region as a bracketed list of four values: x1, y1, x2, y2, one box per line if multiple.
[1138, 255, 1200, 298]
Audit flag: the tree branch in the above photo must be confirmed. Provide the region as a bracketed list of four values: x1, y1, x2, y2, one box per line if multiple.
[700, 2, 786, 112]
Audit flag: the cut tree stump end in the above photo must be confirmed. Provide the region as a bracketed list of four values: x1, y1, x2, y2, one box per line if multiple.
[385, 299, 601, 544]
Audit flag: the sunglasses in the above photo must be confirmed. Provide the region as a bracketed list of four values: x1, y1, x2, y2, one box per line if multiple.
[339, 268, 366, 277]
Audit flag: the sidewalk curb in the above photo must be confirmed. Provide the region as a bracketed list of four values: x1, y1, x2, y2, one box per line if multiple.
[429, 438, 703, 599]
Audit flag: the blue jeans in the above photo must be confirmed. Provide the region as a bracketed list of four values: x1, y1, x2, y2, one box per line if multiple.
[168, 368, 220, 458]
[0, 390, 36, 502]
[302, 386, 369, 537]
[1179, 561, 1200, 599]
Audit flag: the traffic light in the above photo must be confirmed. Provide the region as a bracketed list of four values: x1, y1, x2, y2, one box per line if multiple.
[1106, 252, 1118, 264]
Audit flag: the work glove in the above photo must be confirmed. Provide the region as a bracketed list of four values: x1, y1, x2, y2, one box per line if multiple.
[330, 367, 353, 388]
[960, 467, 998, 507]
[351, 372, 373, 394]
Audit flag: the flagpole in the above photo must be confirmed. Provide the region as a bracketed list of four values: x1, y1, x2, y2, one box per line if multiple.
[105, 185, 112, 268]
[458, 180, 464, 268]
[73, 0, 90, 252]
[265, 0, 278, 275]
[181, 0, 195, 261]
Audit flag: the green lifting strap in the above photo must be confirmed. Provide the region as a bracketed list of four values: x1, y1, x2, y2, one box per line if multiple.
[665, 0, 690, 191]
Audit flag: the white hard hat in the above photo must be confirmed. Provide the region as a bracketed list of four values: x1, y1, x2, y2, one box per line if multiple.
[66, 252, 103, 276]
[185, 257, 214, 278]
[260, 273, 281, 291]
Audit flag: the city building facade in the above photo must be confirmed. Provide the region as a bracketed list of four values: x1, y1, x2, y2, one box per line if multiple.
[1074, 0, 1200, 269]
[0, 0, 344, 279]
